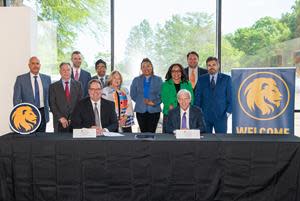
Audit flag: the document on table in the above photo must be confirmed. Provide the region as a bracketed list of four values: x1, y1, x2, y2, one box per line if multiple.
[73, 128, 97, 138]
[175, 129, 201, 139]
[103, 132, 124, 137]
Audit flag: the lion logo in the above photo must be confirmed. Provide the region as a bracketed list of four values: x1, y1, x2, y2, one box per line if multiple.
[9, 103, 41, 134]
[244, 78, 282, 115]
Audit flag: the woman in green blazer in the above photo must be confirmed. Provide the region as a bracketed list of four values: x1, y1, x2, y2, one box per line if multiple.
[161, 63, 194, 133]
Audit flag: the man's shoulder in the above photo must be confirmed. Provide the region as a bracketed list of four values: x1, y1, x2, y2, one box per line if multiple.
[91, 75, 98, 79]
[16, 72, 30, 80]
[81, 68, 91, 75]
[168, 106, 180, 116]
[198, 67, 208, 74]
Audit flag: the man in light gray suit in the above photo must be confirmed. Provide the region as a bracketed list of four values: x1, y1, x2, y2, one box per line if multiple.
[13, 56, 51, 132]
[49, 62, 83, 132]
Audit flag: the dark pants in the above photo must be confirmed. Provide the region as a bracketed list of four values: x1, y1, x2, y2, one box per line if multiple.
[136, 112, 160, 133]
[36, 108, 46, 132]
[162, 115, 168, 134]
[122, 127, 132, 133]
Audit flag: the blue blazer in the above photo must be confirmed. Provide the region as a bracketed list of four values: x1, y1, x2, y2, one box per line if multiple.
[130, 75, 162, 113]
[165, 105, 206, 134]
[13, 72, 51, 122]
[194, 73, 232, 122]
[72, 69, 91, 97]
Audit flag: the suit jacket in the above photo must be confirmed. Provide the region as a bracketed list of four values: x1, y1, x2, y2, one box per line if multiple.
[184, 66, 208, 90]
[71, 68, 91, 97]
[165, 105, 206, 134]
[13, 72, 51, 122]
[71, 97, 118, 132]
[130, 75, 162, 113]
[91, 74, 109, 88]
[194, 73, 232, 122]
[49, 79, 83, 132]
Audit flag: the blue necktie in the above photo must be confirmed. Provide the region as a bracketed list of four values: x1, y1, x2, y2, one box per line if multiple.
[182, 112, 187, 129]
[34, 76, 40, 108]
[211, 76, 216, 89]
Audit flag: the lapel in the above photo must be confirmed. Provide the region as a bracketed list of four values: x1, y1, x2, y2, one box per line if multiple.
[188, 107, 195, 128]
[25, 73, 35, 99]
[215, 73, 223, 91]
[100, 98, 106, 125]
[86, 98, 95, 122]
[40, 74, 46, 99]
[175, 107, 181, 129]
[58, 79, 68, 103]
[139, 75, 144, 94]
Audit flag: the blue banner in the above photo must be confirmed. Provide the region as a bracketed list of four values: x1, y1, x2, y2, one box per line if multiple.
[232, 68, 295, 134]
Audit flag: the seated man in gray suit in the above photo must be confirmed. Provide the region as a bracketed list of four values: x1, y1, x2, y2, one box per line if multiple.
[166, 89, 206, 134]
[49, 62, 83, 132]
[13, 56, 51, 132]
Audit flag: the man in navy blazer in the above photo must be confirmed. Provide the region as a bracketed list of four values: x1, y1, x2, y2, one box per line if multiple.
[184, 51, 208, 91]
[13, 56, 51, 132]
[71, 79, 118, 134]
[166, 89, 206, 134]
[71, 51, 91, 97]
[195, 57, 232, 133]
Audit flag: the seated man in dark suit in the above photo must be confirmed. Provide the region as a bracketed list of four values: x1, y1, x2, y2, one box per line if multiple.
[71, 79, 118, 135]
[166, 89, 206, 134]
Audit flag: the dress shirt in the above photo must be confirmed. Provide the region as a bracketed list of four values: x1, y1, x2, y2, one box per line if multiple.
[72, 67, 81, 79]
[180, 107, 190, 129]
[61, 79, 71, 91]
[209, 73, 218, 85]
[90, 99, 109, 132]
[188, 67, 198, 85]
[30, 72, 44, 108]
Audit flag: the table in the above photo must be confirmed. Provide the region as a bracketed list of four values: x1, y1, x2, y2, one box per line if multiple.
[0, 133, 300, 201]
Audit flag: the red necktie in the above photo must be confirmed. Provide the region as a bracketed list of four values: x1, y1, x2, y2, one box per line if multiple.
[74, 69, 79, 81]
[65, 81, 71, 102]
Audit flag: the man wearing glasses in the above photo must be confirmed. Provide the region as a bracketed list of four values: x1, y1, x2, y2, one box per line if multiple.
[71, 79, 118, 135]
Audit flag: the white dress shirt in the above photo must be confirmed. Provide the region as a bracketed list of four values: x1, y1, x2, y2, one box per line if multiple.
[30, 72, 44, 108]
[180, 107, 190, 129]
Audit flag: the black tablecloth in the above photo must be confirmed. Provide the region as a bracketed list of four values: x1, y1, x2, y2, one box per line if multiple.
[0, 133, 300, 201]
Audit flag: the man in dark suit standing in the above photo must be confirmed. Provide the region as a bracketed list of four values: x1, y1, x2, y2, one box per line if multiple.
[166, 89, 206, 134]
[13, 56, 51, 132]
[195, 57, 232, 133]
[91, 59, 109, 88]
[71, 79, 118, 135]
[71, 51, 91, 97]
[184, 51, 208, 91]
[49, 62, 83, 132]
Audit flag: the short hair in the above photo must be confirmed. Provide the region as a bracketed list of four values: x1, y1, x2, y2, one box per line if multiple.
[177, 89, 191, 100]
[59, 62, 71, 69]
[71, 51, 81, 58]
[140, 58, 154, 75]
[164, 63, 188, 82]
[95, 59, 107, 70]
[88, 79, 102, 89]
[206, 56, 219, 65]
[187, 51, 199, 59]
[107, 70, 123, 87]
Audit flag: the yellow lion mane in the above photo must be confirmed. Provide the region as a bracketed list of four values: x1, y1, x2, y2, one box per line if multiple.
[244, 78, 282, 115]
[12, 106, 37, 131]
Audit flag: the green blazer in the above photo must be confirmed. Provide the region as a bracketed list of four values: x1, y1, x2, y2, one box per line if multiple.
[161, 79, 194, 115]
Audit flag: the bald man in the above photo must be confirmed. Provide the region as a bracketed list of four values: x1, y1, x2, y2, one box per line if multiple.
[13, 56, 51, 132]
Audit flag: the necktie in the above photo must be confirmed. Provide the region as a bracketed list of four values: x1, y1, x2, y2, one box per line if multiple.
[181, 112, 187, 129]
[211, 76, 216, 89]
[94, 103, 101, 127]
[34, 76, 40, 108]
[65, 81, 71, 103]
[100, 77, 104, 88]
[74, 69, 79, 81]
[190, 69, 196, 89]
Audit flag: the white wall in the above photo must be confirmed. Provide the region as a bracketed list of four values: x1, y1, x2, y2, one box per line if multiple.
[0, 7, 37, 134]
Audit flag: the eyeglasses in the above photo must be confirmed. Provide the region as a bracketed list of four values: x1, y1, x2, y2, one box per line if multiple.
[171, 70, 181, 73]
[89, 88, 101, 91]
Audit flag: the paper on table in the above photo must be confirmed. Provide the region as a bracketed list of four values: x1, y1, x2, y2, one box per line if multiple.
[103, 132, 124, 137]
[175, 129, 201, 139]
[73, 128, 97, 138]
